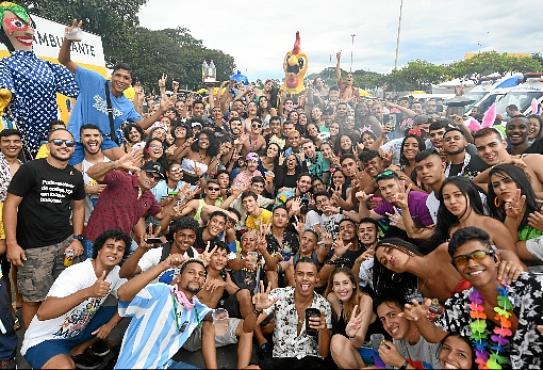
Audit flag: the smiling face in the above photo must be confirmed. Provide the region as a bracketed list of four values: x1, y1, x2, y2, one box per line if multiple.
[173, 228, 197, 253]
[81, 128, 102, 155]
[47, 129, 75, 162]
[377, 301, 410, 340]
[209, 247, 228, 271]
[129, 127, 142, 143]
[358, 222, 378, 246]
[439, 335, 473, 370]
[242, 195, 258, 214]
[340, 136, 352, 151]
[528, 116, 541, 140]
[506, 117, 529, 146]
[178, 261, 207, 294]
[339, 220, 356, 242]
[0, 133, 22, 159]
[490, 172, 519, 204]
[3, 10, 34, 51]
[475, 132, 509, 166]
[329, 123, 340, 136]
[96, 238, 126, 269]
[331, 271, 355, 302]
[296, 175, 312, 194]
[442, 182, 468, 218]
[266, 144, 279, 158]
[147, 140, 164, 161]
[451, 239, 497, 288]
[110, 68, 132, 95]
[207, 214, 226, 237]
[402, 137, 420, 161]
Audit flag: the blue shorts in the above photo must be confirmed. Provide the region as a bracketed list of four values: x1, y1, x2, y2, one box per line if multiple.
[24, 306, 116, 369]
[69, 138, 119, 165]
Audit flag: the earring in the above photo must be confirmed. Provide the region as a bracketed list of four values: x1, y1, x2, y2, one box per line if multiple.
[494, 197, 501, 208]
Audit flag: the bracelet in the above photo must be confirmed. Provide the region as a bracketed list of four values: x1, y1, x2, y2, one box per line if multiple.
[253, 307, 262, 315]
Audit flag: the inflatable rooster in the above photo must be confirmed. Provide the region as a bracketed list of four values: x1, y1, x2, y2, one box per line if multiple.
[281, 31, 308, 95]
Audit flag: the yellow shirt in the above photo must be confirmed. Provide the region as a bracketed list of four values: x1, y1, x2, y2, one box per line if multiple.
[245, 209, 272, 230]
[35, 144, 49, 159]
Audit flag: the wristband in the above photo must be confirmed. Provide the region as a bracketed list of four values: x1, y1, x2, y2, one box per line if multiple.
[398, 361, 408, 370]
[253, 307, 262, 315]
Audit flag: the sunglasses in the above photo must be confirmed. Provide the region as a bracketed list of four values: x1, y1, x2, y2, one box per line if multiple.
[375, 169, 395, 181]
[452, 249, 494, 269]
[252, 124, 262, 129]
[146, 172, 162, 181]
[208, 187, 220, 191]
[49, 139, 75, 147]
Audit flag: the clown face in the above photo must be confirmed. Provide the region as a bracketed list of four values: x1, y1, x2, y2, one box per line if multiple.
[2, 10, 34, 51]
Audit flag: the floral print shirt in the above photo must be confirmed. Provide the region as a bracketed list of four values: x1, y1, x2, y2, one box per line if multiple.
[263, 287, 332, 359]
[439, 273, 543, 369]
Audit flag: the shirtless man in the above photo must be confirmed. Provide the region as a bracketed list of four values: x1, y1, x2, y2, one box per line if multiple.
[473, 127, 543, 197]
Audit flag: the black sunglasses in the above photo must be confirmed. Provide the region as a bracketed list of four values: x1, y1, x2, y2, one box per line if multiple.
[252, 123, 262, 129]
[208, 186, 220, 191]
[49, 139, 75, 148]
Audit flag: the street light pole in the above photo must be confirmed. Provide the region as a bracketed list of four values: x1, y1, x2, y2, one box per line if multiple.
[350, 34, 356, 73]
[394, 0, 404, 71]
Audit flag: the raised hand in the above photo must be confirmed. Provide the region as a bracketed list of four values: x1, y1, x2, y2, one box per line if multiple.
[392, 183, 411, 210]
[252, 281, 277, 312]
[290, 197, 302, 216]
[355, 190, 373, 203]
[158, 73, 167, 89]
[528, 210, 543, 231]
[172, 80, 180, 93]
[162, 253, 186, 269]
[201, 241, 218, 267]
[400, 298, 430, 322]
[278, 152, 285, 166]
[88, 271, 112, 298]
[293, 215, 305, 235]
[115, 150, 143, 172]
[65, 19, 83, 41]
[332, 238, 352, 257]
[385, 209, 405, 231]
[504, 189, 526, 220]
[345, 305, 366, 338]
[336, 50, 342, 61]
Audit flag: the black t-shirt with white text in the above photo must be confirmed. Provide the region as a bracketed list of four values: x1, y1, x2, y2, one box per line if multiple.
[7, 159, 85, 249]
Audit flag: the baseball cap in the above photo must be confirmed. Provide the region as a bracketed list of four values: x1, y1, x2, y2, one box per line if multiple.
[141, 161, 165, 179]
[191, 121, 202, 129]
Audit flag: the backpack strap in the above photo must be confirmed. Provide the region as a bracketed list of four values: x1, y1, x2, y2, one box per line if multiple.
[104, 80, 120, 144]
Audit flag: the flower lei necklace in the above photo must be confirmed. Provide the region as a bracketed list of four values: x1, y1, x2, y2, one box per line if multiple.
[468, 286, 513, 369]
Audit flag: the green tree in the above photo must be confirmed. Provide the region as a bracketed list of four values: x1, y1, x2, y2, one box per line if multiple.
[384, 60, 448, 92]
[450, 51, 543, 80]
[21, 0, 147, 65]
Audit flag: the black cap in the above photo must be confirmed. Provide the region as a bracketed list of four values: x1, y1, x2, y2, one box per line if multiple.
[141, 161, 165, 179]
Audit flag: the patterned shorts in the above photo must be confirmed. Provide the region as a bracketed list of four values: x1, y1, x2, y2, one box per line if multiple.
[17, 236, 75, 303]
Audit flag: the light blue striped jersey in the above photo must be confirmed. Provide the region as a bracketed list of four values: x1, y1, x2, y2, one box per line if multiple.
[115, 283, 211, 369]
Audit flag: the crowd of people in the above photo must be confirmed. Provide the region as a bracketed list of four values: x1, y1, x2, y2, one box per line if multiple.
[1, 20, 543, 370]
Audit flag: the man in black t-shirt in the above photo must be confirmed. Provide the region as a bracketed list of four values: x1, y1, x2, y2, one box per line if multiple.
[4, 128, 85, 328]
[443, 127, 488, 179]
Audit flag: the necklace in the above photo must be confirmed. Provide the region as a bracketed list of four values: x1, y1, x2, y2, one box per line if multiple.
[444, 152, 471, 177]
[468, 286, 513, 369]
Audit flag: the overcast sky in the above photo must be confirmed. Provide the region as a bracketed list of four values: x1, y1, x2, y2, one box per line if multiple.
[138, 0, 542, 81]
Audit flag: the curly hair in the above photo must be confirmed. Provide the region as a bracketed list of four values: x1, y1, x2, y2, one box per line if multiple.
[191, 129, 219, 157]
[92, 230, 132, 260]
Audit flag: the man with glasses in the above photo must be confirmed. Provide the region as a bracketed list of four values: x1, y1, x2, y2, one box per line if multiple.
[83, 152, 171, 257]
[403, 226, 543, 369]
[177, 179, 224, 225]
[4, 128, 86, 328]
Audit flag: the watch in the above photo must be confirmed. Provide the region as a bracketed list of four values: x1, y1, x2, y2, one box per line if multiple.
[73, 235, 84, 242]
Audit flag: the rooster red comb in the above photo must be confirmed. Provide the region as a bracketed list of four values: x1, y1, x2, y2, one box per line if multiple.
[292, 31, 301, 54]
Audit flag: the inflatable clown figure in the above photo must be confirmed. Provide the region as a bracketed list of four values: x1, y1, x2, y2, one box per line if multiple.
[281, 31, 308, 95]
[0, 2, 79, 156]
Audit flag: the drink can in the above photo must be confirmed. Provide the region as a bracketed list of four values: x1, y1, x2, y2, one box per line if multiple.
[64, 249, 75, 267]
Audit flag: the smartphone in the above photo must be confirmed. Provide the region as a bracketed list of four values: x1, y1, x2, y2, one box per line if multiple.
[145, 237, 162, 244]
[305, 308, 321, 337]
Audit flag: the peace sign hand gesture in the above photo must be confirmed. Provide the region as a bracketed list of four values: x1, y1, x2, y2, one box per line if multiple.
[504, 189, 526, 221]
[345, 305, 366, 338]
[252, 281, 277, 312]
[201, 241, 218, 267]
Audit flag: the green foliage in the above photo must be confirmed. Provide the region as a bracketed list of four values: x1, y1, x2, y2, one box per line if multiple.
[384, 60, 448, 91]
[449, 51, 543, 80]
[18, 0, 235, 89]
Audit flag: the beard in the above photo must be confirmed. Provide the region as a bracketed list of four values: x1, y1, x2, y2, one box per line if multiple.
[445, 146, 465, 156]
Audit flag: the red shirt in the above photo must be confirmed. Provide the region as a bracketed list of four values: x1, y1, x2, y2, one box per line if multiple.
[84, 170, 160, 241]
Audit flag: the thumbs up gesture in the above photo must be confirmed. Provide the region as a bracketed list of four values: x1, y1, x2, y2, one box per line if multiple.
[88, 271, 112, 298]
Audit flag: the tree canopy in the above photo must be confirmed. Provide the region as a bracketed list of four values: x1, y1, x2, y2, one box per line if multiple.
[20, 0, 235, 89]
